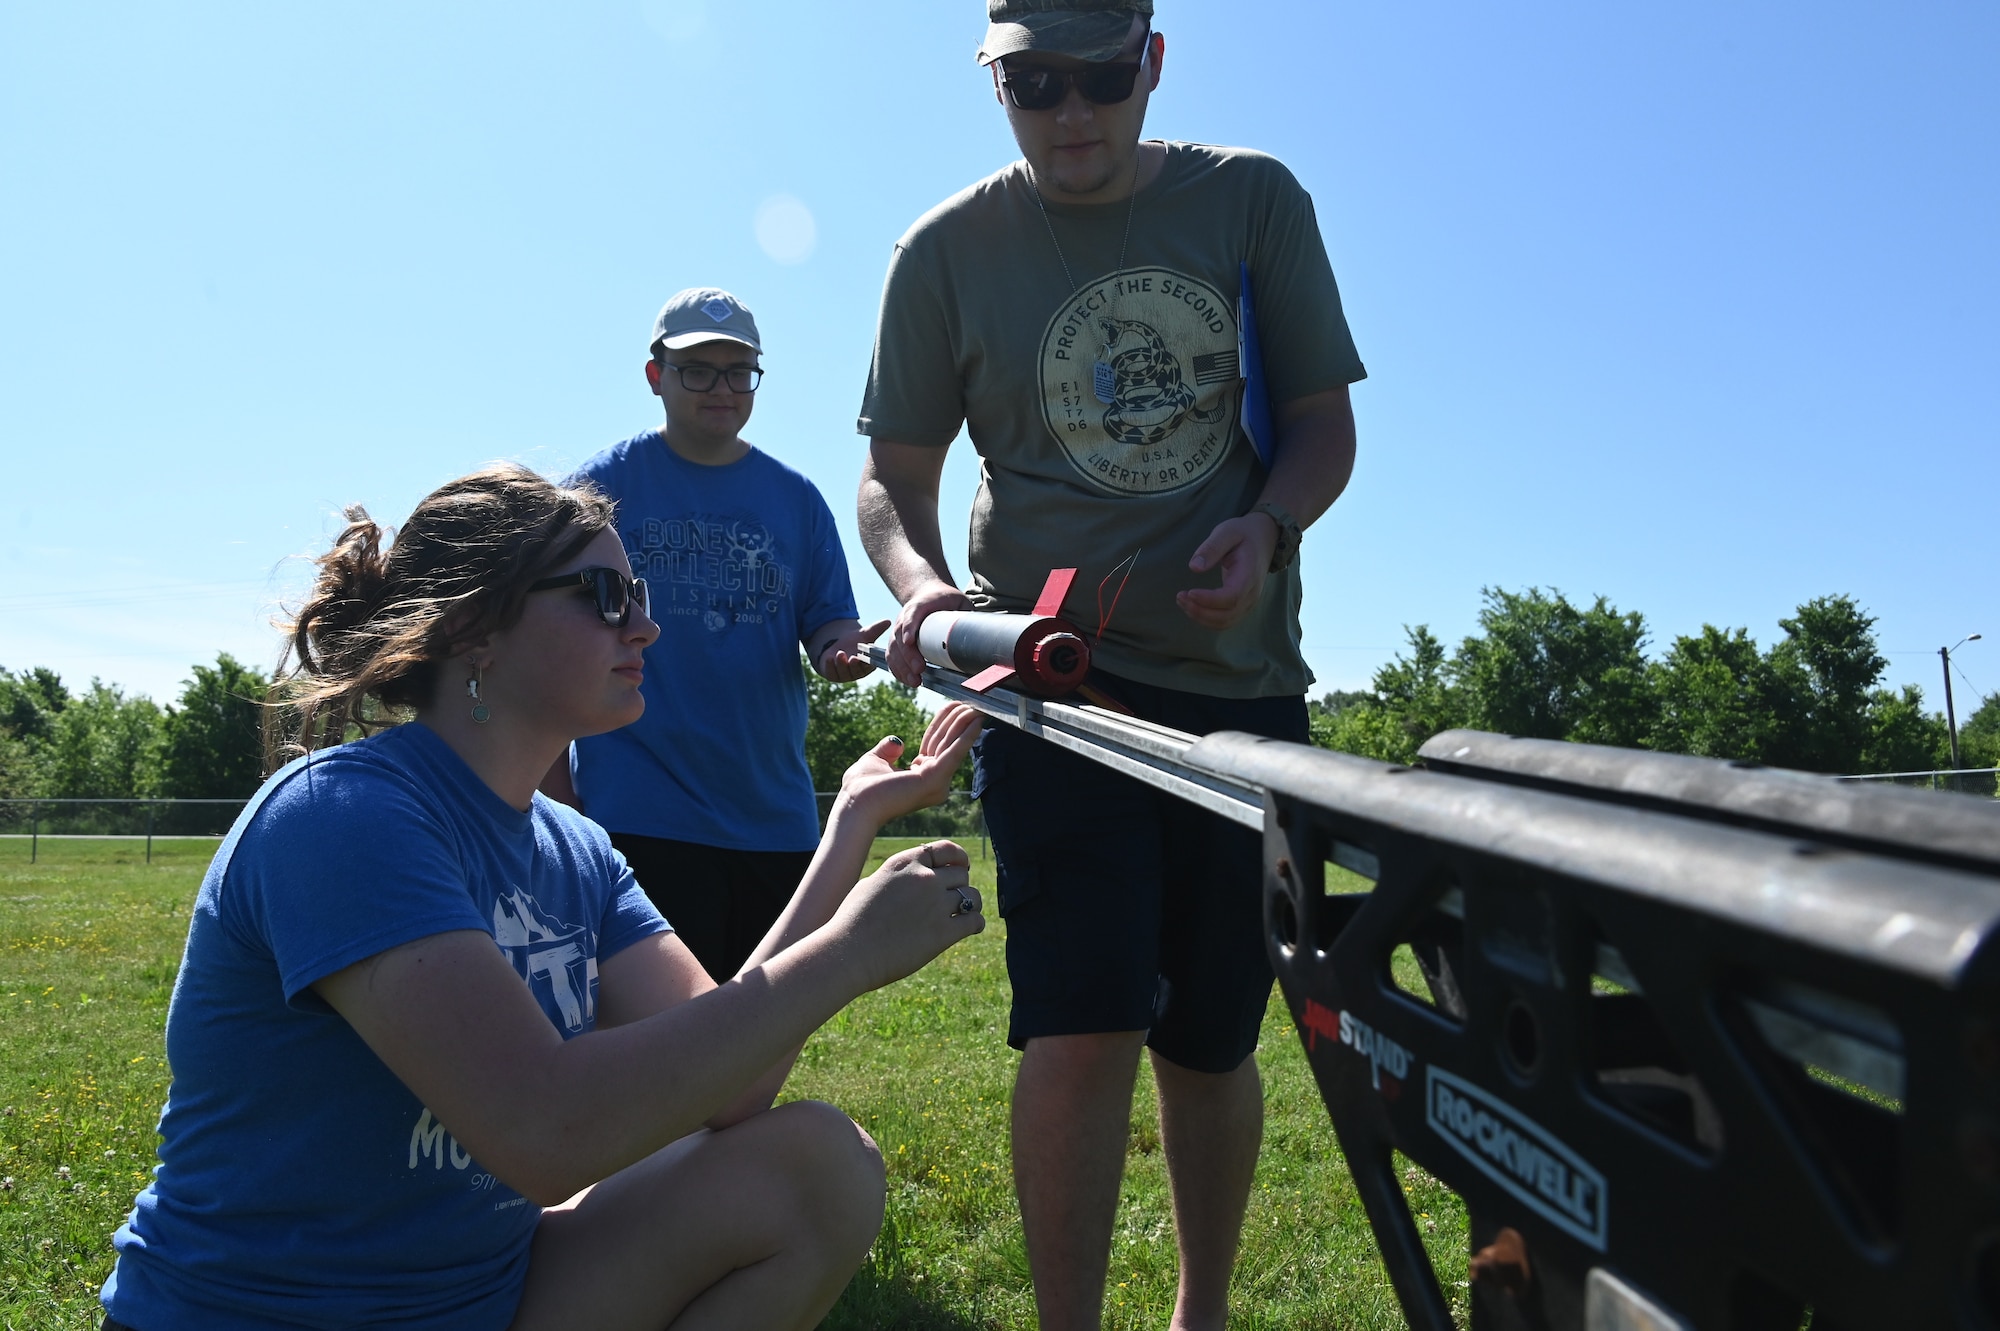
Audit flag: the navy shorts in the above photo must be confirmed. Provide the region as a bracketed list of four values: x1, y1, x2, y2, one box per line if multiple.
[610, 834, 814, 985]
[972, 672, 1307, 1074]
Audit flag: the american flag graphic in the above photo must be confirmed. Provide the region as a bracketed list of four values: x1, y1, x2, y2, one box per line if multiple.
[1191, 350, 1240, 385]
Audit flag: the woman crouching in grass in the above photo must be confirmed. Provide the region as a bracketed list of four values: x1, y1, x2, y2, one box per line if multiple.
[99, 464, 983, 1331]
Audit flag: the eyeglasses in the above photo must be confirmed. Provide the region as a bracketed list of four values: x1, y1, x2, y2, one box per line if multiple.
[997, 36, 1151, 111]
[659, 362, 763, 394]
[527, 566, 651, 627]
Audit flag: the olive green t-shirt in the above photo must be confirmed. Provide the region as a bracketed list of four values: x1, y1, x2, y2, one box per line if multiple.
[858, 141, 1366, 699]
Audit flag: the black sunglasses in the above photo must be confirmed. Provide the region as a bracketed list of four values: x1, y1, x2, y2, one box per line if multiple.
[998, 38, 1151, 111]
[527, 566, 650, 627]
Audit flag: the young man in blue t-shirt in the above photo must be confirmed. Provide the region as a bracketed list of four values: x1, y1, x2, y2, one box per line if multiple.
[545, 287, 884, 982]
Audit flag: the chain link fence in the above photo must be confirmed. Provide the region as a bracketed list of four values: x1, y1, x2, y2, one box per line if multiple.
[1836, 768, 1999, 798]
[817, 790, 986, 849]
[0, 798, 251, 862]
[0, 798, 250, 838]
[2, 793, 987, 863]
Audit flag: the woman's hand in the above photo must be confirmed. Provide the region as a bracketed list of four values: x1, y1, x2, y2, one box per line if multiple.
[834, 702, 982, 830]
[828, 840, 984, 992]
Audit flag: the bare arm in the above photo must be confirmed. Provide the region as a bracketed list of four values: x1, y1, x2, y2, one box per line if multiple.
[314, 920, 867, 1206]
[858, 439, 974, 685]
[1177, 384, 1358, 630]
[1259, 383, 1358, 530]
[857, 439, 955, 601]
[596, 706, 982, 1127]
[312, 706, 984, 1205]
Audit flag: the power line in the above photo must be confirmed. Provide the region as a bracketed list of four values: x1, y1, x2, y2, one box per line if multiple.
[1953, 659, 1990, 704]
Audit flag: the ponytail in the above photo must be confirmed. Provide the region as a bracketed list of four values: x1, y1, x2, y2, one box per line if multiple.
[267, 464, 615, 768]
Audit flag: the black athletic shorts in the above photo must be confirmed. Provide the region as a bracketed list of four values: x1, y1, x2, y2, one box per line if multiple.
[972, 671, 1307, 1074]
[609, 834, 814, 985]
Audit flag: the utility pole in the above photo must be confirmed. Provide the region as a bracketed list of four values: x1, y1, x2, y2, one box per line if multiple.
[1942, 633, 1983, 789]
[1943, 646, 1962, 772]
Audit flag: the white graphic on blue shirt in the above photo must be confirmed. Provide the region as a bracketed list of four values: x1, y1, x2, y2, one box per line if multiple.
[399, 890, 600, 1204]
[409, 1107, 473, 1172]
[626, 515, 796, 634]
[491, 889, 597, 1032]
[407, 1106, 522, 1208]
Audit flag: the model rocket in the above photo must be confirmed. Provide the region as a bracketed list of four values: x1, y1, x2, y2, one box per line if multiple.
[917, 568, 1090, 697]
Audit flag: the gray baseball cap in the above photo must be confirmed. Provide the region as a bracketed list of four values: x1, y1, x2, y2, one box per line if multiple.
[976, 0, 1153, 66]
[650, 287, 762, 354]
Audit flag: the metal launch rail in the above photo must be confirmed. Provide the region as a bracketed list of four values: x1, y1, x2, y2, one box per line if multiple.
[869, 647, 2000, 1330]
[863, 644, 1266, 830]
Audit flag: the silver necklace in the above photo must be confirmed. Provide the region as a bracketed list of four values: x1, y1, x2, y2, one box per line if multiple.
[1027, 154, 1140, 405]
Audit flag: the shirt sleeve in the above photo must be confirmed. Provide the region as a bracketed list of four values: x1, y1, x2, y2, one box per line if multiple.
[1249, 165, 1368, 404]
[856, 242, 967, 447]
[593, 840, 671, 962]
[795, 483, 860, 641]
[223, 762, 490, 1007]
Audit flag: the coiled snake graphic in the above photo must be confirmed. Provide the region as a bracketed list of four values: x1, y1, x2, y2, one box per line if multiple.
[1097, 318, 1228, 446]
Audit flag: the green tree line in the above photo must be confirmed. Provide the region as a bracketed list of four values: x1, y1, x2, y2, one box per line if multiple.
[1311, 589, 2000, 777]
[803, 663, 935, 793]
[6, 592, 1992, 806]
[0, 654, 268, 801]
[0, 652, 955, 803]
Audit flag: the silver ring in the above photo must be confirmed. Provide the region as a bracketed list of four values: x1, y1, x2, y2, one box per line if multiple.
[950, 889, 976, 917]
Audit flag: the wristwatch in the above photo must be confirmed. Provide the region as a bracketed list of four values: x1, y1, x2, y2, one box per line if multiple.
[1250, 501, 1302, 572]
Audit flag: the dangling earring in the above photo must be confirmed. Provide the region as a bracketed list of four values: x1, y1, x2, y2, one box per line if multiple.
[467, 667, 490, 724]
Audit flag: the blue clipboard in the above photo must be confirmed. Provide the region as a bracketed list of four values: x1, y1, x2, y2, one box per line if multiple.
[1237, 260, 1276, 470]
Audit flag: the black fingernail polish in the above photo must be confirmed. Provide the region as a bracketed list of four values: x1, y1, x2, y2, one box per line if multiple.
[887, 736, 903, 746]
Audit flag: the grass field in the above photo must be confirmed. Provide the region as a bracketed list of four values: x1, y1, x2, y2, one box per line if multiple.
[0, 837, 1469, 1331]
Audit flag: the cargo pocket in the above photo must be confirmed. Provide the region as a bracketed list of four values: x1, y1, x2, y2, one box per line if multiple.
[993, 857, 1043, 919]
[969, 726, 1006, 800]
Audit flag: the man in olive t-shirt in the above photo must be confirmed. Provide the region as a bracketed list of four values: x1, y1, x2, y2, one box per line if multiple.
[856, 3, 1364, 1327]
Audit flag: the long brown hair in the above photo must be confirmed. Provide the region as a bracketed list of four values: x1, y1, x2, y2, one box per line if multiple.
[268, 463, 615, 767]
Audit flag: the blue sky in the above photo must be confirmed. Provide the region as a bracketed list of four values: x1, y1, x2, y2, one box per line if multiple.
[2, 0, 1995, 715]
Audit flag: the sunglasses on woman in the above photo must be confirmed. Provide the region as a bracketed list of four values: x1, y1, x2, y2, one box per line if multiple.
[998, 36, 1151, 112]
[527, 566, 651, 627]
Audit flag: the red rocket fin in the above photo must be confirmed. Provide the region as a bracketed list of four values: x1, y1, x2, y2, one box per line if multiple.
[962, 664, 1017, 693]
[1033, 567, 1078, 619]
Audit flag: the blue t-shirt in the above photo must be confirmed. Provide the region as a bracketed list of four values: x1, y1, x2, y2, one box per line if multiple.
[102, 722, 668, 1331]
[568, 432, 858, 851]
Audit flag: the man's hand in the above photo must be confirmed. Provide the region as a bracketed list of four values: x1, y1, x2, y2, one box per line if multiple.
[888, 579, 975, 686]
[814, 619, 891, 682]
[1176, 511, 1280, 631]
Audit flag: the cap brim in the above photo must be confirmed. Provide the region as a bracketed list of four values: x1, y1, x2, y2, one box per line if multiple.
[977, 12, 1138, 64]
[655, 330, 761, 353]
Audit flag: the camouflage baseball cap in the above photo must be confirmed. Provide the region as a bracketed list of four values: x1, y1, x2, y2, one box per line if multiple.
[976, 0, 1153, 66]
